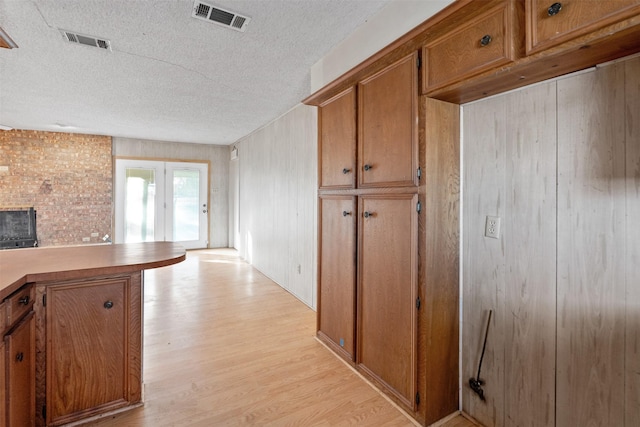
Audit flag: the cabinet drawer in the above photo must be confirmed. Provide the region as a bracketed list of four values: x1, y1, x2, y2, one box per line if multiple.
[6, 283, 34, 328]
[422, 1, 519, 93]
[526, 0, 640, 54]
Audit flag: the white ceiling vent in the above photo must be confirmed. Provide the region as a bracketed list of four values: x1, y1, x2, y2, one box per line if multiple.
[191, 1, 251, 32]
[59, 29, 111, 51]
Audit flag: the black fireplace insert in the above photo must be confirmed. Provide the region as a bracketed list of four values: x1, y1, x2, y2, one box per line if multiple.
[0, 207, 38, 249]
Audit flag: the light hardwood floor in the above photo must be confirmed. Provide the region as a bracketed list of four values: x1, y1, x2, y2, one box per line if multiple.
[89, 249, 475, 427]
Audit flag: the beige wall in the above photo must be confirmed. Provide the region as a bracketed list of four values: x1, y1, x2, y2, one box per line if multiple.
[461, 55, 640, 426]
[232, 104, 318, 309]
[310, 0, 454, 92]
[112, 137, 229, 248]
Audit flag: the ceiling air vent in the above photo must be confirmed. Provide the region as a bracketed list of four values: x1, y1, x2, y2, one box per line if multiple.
[191, 1, 251, 32]
[59, 29, 111, 51]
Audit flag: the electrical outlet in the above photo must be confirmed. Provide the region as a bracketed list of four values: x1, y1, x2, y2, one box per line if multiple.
[91, 232, 99, 237]
[485, 216, 501, 239]
[82, 237, 90, 242]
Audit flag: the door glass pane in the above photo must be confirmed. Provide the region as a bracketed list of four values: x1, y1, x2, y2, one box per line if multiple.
[172, 169, 200, 241]
[125, 168, 156, 242]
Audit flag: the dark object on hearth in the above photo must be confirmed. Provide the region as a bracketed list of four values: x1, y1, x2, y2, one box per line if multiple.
[0, 207, 38, 249]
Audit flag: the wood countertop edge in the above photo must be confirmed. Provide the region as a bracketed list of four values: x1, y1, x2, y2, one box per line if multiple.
[0, 242, 186, 300]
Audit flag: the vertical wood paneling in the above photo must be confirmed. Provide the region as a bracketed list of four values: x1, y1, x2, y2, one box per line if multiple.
[557, 64, 626, 427]
[112, 138, 230, 248]
[462, 94, 507, 427]
[504, 82, 556, 427]
[237, 105, 318, 309]
[625, 55, 640, 426]
[463, 53, 639, 427]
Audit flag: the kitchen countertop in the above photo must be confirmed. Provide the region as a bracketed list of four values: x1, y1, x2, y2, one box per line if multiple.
[0, 242, 186, 299]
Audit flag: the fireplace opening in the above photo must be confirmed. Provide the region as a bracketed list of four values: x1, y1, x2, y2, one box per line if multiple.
[0, 207, 38, 249]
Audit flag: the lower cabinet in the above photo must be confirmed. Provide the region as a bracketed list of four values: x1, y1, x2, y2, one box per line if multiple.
[42, 274, 142, 426]
[6, 312, 36, 427]
[318, 193, 419, 412]
[318, 196, 357, 361]
[357, 194, 418, 409]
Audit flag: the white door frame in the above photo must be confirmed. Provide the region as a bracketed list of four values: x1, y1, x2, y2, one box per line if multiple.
[115, 159, 209, 249]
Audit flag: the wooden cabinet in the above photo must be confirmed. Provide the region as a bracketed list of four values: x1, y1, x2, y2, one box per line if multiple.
[6, 312, 35, 427]
[526, 0, 640, 54]
[357, 194, 418, 409]
[313, 51, 459, 424]
[44, 275, 142, 426]
[358, 53, 418, 188]
[317, 196, 356, 360]
[1, 283, 36, 427]
[319, 88, 356, 189]
[422, 0, 521, 94]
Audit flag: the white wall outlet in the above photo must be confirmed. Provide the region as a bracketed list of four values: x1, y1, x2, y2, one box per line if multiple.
[91, 232, 99, 237]
[485, 216, 501, 239]
[82, 237, 91, 242]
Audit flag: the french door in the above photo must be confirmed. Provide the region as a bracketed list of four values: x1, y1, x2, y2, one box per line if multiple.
[115, 159, 208, 249]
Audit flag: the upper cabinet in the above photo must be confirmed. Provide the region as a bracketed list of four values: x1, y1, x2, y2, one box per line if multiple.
[319, 88, 357, 189]
[422, 0, 522, 94]
[526, 0, 640, 54]
[358, 52, 418, 188]
[318, 52, 419, 190]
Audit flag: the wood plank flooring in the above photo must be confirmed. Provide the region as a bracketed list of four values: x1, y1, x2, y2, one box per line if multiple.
[89, 249, 475, 427]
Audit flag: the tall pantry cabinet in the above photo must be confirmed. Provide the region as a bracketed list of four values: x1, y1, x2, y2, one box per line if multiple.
[314, 51, 460, 425]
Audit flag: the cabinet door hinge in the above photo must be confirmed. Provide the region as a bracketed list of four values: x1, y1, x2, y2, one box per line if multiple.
[416, 392, 421, 405]
[417, 56, 421, 69]
[43, 294, 46, 307]
[416, 201, 422, 214]
[417, 167, 422, 181]
[416, 296, 421, 310]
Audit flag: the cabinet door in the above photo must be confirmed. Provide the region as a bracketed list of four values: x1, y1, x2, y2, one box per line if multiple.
[0, 341, 4, 427]
[358, 53, 418, 188]
[318, 196, 357, 361]
[357, 194, 418, 410]
[526, 0, 640, 54]
[423, 1, 519, 93]
[6, 311, 35, 427]
[319, 87, 357, 189]
[46, 277, 138, 426]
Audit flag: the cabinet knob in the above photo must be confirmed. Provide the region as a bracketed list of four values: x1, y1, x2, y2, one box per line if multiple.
[480, 34, 492, 47]
[363, 211, 374, 218]
[363, 164, 372, 171]
[342, 211, 352, 217]
[104, 301, 114, 309]
[18, 295, 30, 305]
[547, 2, 562, 16]
[16, 352, 24, 362]
[342, 168, 351, 174]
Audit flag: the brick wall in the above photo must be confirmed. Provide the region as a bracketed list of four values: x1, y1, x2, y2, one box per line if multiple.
[0, 130, 112, 247]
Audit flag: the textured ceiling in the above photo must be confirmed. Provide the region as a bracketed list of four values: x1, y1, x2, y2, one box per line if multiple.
[0, 0, 392, 145]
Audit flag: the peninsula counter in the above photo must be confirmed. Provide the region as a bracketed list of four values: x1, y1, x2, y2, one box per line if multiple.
[0, 242, 186, 426]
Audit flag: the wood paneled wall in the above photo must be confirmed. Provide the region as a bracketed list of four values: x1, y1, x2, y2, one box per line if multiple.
[112, 137, 229, 248]
[462, 54, 640, 426]
[234, 105, 318, 309]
